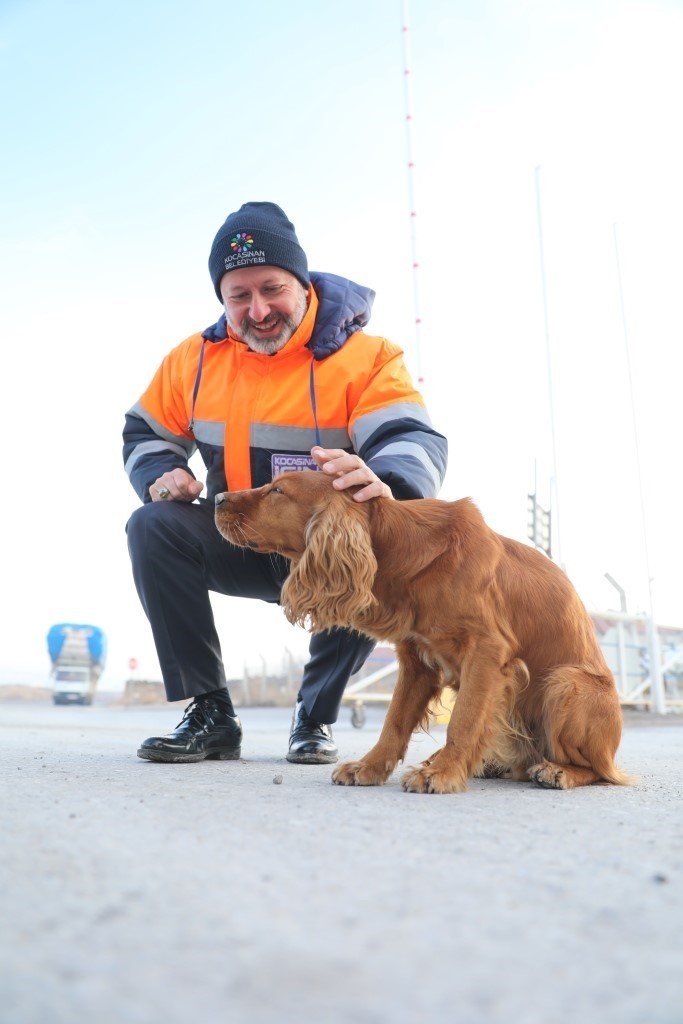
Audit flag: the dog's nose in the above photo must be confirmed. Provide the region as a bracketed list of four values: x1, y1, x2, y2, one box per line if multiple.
[215, 492, 227, 507]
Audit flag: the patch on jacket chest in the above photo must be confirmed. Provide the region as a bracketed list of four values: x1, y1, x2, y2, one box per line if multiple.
[271, 453, 319, 476]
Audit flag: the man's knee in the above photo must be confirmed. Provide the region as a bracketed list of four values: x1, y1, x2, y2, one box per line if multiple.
[126, 501, 190, 562]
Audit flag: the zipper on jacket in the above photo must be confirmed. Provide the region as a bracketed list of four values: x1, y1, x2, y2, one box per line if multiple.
[308, 358, 322, 448]
[188, 340, 207, 433]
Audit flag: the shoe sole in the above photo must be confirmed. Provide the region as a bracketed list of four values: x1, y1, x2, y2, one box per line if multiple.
[286, 751, 339, 765]
[137, 747, 241, 763]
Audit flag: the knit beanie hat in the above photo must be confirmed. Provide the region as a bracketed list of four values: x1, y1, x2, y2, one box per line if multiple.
[208, 201, 310, 301]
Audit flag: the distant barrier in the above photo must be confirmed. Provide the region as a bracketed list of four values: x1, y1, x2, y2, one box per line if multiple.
[592, 611, 682, 713]
[341, 614, 683, 720]
[122, 679, 167, 704]
[119, 615, 683, 716]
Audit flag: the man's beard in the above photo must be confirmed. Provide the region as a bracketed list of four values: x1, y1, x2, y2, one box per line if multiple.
[228, 288, 308, 355]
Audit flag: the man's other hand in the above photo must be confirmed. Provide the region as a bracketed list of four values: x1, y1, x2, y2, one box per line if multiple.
[150, 469, 204, 502]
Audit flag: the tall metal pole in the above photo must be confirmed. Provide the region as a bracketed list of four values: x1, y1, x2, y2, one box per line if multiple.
[534, 166, 564, 568]
[401, 0, 424, 385]
[613, 224, 665, 713]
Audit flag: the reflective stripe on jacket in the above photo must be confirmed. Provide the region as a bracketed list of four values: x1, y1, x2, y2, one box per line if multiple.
[123, 271, 447, 503]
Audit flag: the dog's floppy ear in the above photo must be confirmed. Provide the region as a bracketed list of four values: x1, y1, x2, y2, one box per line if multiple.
[281, 498, 378, 632]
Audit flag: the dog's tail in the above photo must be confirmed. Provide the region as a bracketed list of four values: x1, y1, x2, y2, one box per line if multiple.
[589, 753, 635, 787]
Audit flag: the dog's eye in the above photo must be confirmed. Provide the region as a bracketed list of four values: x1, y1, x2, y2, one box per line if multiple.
[271, 486, 284, 495]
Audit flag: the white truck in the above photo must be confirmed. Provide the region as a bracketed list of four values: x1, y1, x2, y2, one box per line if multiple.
[47, 623, 106, 705]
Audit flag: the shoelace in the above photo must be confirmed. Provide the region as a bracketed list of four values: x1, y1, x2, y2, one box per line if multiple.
[292, 706, 330, 738]
[177, 698, 213, 729]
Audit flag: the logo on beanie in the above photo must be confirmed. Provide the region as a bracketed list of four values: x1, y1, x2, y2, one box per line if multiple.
[230, 232, 254, 254]
[223, 230, 266, 272]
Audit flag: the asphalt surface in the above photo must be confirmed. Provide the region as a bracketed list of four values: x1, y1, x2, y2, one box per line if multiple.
[1, 701, 682, 1024]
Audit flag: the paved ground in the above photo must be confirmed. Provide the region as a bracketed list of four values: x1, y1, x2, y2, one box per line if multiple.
[1, 701, 681, 1024]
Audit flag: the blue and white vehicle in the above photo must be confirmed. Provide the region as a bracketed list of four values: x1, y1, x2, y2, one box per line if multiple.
[47, 624, 106, 705]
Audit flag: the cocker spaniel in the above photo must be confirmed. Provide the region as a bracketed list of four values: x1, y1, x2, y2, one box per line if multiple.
[215, 471, 630, 793]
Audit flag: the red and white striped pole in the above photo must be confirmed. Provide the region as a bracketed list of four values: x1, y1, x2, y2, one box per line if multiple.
[401, 0, 424, 385]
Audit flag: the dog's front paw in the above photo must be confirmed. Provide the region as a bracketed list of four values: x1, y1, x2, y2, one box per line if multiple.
[332, 759, 391, 786]
[401, 763, 467, 794]
[528, 761, 570, 790]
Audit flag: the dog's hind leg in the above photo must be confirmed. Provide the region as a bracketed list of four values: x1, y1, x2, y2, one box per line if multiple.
[332, 638, 441, 787]
[528, 762, 602, 789]
[528, 665, 632, 789]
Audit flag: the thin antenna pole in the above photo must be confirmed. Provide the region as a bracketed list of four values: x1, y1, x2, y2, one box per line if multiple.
[401, 0, 423, 385]
[534, 165, 563, 567]
[613, 223, 665, 713]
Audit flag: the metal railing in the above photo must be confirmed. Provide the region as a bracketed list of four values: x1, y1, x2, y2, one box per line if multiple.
[340, 612, 683, 719]
[596, 610, 682, 712]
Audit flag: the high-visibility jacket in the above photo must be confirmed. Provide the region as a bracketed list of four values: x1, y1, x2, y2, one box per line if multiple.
[123, 272, 447, 503]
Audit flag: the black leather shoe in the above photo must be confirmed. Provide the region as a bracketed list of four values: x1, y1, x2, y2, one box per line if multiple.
[137, 697, 242, 763]
[286, 700, 338, 764]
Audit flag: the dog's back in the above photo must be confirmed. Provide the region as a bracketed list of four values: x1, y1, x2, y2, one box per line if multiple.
[395, 496, 611, 680]
[493, 533, 611, 681]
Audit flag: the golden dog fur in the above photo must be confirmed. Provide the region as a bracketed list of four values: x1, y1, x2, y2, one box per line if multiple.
[215, 470, 630, 793]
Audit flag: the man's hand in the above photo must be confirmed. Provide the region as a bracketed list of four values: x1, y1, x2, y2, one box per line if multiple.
[150, 468, 204, 502]
[311, 446, 393, 502]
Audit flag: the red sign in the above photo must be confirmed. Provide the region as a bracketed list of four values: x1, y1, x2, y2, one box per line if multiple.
[128, 657, 138, 671]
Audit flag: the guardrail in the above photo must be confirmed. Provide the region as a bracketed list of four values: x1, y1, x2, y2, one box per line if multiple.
[594, 610, 682, 713]
[340, 612, 683, 719]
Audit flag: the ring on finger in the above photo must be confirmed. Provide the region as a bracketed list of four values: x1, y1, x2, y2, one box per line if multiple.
[158, 486, 170, 500]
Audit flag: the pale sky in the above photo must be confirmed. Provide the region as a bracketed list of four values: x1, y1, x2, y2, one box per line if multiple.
[1, 0, 681, 690]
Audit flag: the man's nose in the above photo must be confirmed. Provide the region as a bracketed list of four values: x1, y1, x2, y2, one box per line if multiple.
[248, 295, 270, 321]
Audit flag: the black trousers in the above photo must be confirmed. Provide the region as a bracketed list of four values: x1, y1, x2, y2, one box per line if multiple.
[126, 500, 376, 723]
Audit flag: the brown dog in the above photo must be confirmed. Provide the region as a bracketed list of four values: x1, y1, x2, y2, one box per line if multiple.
[215, 471, 630, 793]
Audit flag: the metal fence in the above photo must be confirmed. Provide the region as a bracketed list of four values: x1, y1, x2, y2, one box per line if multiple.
[593, 611, 683, 713]
[339, 613, 683, 719]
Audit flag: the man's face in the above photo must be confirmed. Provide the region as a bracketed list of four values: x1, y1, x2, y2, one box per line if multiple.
[220, 266, 309, 355]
